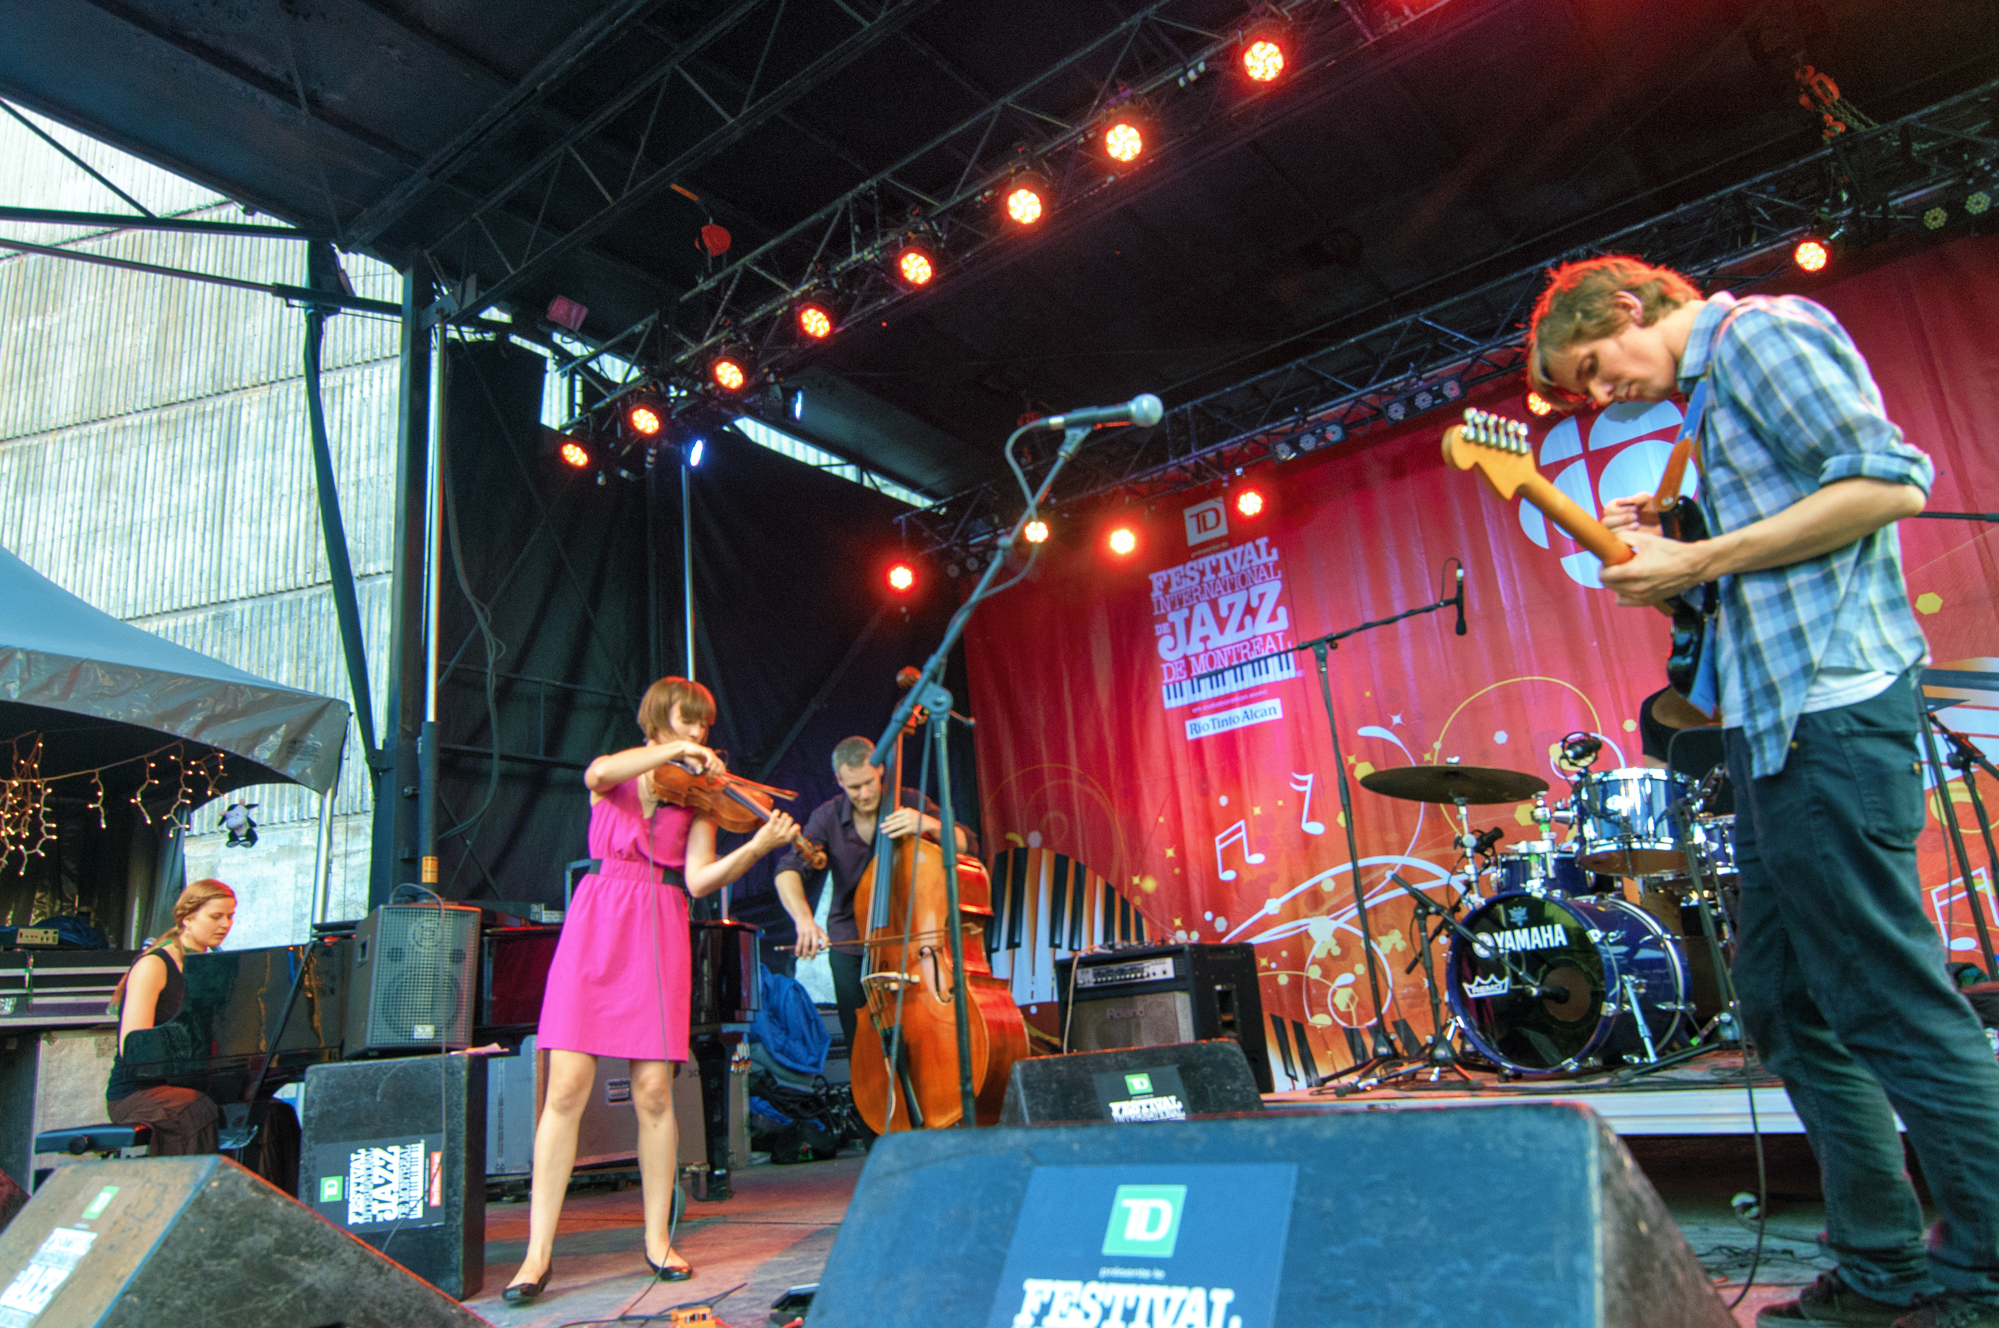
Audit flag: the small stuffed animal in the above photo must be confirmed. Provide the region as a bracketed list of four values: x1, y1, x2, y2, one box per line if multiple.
[220, 801, 259, 848]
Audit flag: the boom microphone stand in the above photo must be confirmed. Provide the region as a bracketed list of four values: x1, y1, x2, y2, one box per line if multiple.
[867, 395, 1163, 1129]
[1194, 562, 1468, 1077]
[1921, 703, 1999, 975]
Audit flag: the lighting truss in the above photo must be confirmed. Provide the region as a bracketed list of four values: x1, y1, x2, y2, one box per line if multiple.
[895, 77, 1999, 559]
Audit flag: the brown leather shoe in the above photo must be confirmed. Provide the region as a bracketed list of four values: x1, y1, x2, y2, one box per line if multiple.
[1756, 1273, 1910, 1326]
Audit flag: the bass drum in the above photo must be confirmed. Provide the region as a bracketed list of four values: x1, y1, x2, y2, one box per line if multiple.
[1445, 892, 1691, 1076]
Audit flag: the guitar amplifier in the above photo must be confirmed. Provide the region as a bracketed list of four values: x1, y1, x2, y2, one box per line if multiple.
[1055, 943, 1272, 1092]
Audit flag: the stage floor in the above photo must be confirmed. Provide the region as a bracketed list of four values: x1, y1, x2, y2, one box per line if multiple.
[1265, 1048, 1832, 1135]
[466, 1124, 1866, 1327]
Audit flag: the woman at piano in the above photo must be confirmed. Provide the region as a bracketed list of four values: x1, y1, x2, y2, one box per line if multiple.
[105, 878, 236, 1154]
[503, 677, 796, 1306]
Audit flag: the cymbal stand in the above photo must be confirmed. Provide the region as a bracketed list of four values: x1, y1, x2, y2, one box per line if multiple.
[1923, 709, 1999, 976]
[1338, 881, 1474, 1092]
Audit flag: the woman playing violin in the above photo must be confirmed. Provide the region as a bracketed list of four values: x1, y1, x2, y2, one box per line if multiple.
[504, 677, 796, 1304]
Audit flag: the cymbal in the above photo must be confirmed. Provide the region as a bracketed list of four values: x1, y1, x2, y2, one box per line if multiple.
[1358, 764, 1549, 805]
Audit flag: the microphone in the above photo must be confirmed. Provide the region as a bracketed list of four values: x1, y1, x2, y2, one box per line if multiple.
[1524, 982, 1571, 1002]
[1471, 826, 1504, 856]
[1562, 734, 1604, 763]
[1453, 566, 1467, 636]
[1027, 393, 1164, 432]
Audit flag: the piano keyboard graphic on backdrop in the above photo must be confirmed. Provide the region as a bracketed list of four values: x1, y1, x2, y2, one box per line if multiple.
[1161, 651, 1298, 710]
[985, 847, 1149, 1009]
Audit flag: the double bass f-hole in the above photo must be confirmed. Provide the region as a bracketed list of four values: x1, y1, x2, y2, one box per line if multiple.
[921, 946, 950, 998]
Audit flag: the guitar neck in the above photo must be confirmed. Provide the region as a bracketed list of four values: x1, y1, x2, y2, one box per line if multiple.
[1515, 474, 1634, 566]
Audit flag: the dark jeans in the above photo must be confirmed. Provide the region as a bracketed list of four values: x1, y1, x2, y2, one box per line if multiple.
[828, 948, 864, 1056]
[1727, 672, 1999, 1305]
[108, 1085, 218, 1156]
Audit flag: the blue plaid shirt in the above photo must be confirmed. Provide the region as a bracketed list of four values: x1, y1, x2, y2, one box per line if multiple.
[1684, 293, 1933, 778]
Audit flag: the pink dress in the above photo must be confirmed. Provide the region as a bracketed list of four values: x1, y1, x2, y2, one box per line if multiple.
[537, 778, 696, 1062]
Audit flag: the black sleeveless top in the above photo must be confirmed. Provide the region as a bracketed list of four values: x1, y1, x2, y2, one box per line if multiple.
[105, 950, 185, 1104]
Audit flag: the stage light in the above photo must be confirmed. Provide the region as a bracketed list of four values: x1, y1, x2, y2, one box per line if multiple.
[1924, 205, 1950, 230]
[1107, 526, 1138, 557]
[559, 440, 591, 469]
[709, 345, 751, 393]
[1024, 519, 1050, 544]
[1968, 189, 1992, 216]
[1792, 237, 1832, 273]
[1240, 22, 1288, 84]
[887, 563, 916, 594]
[626, 401, 664, 438]
[1104, 114, 1146, 167]
[795, 290, 837, 341]
[685, 438, 705, 468]
[1235, 489, 1265, 518]
[1525, 391, 1555, 417]
[892, 236, 938, 288]
[1003, 171, 1051, 227]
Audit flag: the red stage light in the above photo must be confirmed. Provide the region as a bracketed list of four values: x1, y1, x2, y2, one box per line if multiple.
[627, 403, 663, 437]
[1024, 519, 1050, 544]
[894, 242, 936, 287]
[1107, 526, 1138, 557]
[1105, 120, 1144, 164]
[1242, 36, 1285, 84]
[1234, 489, 1265, 518]
[559, 440, 590, 469]
[710, 352, 748, 392]
[887, 563, 916, 594]
[1525, 391, 1555, 417]
[797, 302, 834, 340]
[1792, 237, 1831, 273]
[1004, 173, 1050, 227]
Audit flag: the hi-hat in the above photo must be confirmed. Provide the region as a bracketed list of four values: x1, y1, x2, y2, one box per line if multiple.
[1358, 765, 1548, 805]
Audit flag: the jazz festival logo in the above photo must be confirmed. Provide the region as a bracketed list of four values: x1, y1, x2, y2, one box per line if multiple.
[1518, 401, 1693, 586]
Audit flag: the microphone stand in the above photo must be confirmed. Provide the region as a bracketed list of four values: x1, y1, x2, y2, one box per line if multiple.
[1195, 566, 1466, 1079]
[865, 417, 1102, 1129]
[1922, 707, 1999, 975]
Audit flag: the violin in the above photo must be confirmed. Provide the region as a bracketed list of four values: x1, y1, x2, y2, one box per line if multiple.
[645, 762, 827, 871]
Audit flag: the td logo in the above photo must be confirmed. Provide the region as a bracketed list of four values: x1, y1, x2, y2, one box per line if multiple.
[1101, 1184, 1186, 1258]
[1123, 1073, 1153, 1096]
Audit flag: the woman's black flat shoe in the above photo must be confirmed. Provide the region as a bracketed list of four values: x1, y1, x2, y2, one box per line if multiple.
[645, 1251, 694, 1282]
[502, 1266, 553, 1304]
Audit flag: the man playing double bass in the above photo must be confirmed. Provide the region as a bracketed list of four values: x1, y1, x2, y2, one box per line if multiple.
[773, 735, 976, 1056]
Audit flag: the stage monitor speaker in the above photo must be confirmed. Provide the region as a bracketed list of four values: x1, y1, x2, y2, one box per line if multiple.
[1056, 943, 1272, 1092]
[0, 1155, 483, 1327]
[297, 1054, 486, 1300]
[805, 1102, 1733, 1328]
[344, 902, 482, 1056]
[1000, 1041, 1264, 1124]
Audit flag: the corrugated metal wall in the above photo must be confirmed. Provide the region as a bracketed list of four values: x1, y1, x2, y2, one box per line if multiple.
[0, 105, 403, 947]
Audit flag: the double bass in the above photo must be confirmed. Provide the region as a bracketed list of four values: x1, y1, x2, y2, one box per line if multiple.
[848, 680, 1027, 1131]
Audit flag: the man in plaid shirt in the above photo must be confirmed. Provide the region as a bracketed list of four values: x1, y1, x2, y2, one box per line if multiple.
[1530, 256, 1999, 1328]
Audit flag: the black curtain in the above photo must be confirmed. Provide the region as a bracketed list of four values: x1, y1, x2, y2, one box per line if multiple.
[434, 340, 974, 938]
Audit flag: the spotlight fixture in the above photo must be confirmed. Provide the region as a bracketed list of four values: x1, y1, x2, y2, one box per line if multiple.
[891, 234, 939, 288]
[1023, 519, 1050, 544]
[625, 398, 665, 438]
[1924, 205, 1950, 231]
[684, 437, 705, 468]
[1107, 526, 1139, 557]
[1101, 106, 1150, 170]
[559, 439, 591, 469]
[886, 562, 917, 594]
[795, 290, 838, 341]
[1384, 398, 1410, 424]
[1525, 391, 1556, 418]
[709, 344, 752, 393]
[1235, 489, 1265, 518]
[1240, 21, 1289, 84]
[1272, 440, 1296, 462]
[1792, 236, 1832, 273]
[1003, 170, 1052, 227]
[1968, 189, 1992, 216]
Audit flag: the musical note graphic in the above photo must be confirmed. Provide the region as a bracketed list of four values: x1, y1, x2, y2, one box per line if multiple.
[1290, 772, 1327, 835]
[1215, 820, 1266, 881]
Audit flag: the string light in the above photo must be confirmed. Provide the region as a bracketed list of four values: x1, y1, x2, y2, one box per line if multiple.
[1, 738, 228, 871]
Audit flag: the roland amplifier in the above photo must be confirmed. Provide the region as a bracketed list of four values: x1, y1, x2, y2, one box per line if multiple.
[1056, 943, 1271, 1092]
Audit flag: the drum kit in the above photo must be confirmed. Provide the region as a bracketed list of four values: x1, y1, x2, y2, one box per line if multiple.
[1353, 751, 1739, 1080]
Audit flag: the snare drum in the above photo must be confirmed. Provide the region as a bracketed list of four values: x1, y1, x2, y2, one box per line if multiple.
[1573, 768, 1693, 876]
[1445, 891, 1691, 1076]
[1690, 814, 1737, 879]
[1489, 841, 1594, 897]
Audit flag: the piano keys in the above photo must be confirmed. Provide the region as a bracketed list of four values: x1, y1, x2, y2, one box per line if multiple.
[984, 846, 1150, 1010]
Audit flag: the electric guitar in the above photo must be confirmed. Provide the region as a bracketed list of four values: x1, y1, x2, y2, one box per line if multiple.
[1441, 407, 1714, 702]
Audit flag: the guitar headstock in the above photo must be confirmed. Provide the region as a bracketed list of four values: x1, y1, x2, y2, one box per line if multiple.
[1440, 408, 1538, 499]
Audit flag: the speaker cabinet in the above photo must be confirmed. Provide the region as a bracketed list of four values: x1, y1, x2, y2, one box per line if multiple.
[1000, 1041, 1264, 1124]
[0, 1155, 483, 1326]
[344, 904, 481, 1056]
[297, 1054, 486, 1299]
[806, 1103, 1733, 1328]
[1056, 944, 1271, 1092]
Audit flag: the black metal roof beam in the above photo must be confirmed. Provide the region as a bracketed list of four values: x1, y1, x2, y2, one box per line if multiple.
[0, 205, 308, 238]
[346, 0, 669, 248]
[448, 0, 949, 326]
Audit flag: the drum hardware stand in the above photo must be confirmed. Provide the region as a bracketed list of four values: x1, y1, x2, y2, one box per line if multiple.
[1921, 706, 1999, 976]
[1340, 877, 1474, 1091]
[1200, 566, 1469, 1078]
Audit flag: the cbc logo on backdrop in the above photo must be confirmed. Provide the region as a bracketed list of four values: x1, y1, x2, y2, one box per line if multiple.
[1521, 401, 1697, 588]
